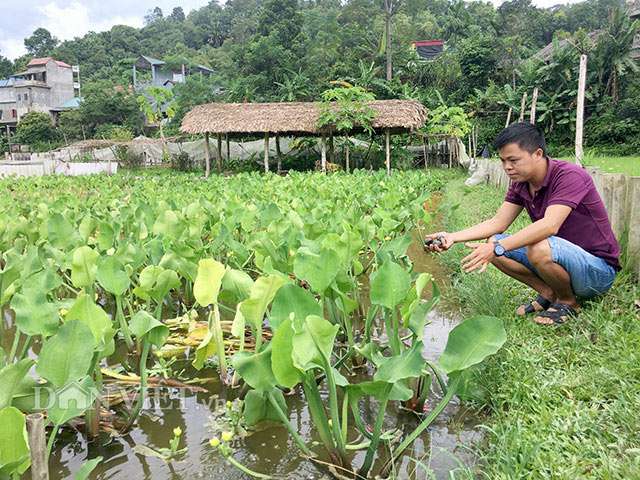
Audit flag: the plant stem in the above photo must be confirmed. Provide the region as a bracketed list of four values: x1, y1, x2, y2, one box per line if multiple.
[302, 376, 337, 456]
[116, 296, 134, 352]
[122, 340, 151, 432]
[17, 335, 32, 361]
[425, 361, 447, 394]
[8, 329, 21, 362]
[266, 389, 312, 457]
[212, 304, 228, 383]
[224, 453, 273, 479]
[359, 386, 392, 477]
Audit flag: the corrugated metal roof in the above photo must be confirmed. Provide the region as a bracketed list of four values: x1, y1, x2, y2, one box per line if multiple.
[26, 57, 71, 68]
[54, 97, 83, 109]
[141, 55, 165, 66]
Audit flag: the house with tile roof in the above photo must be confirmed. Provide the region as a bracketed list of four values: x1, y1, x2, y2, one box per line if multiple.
[132, 55, 214, 90]
[0, 57, 76, 130]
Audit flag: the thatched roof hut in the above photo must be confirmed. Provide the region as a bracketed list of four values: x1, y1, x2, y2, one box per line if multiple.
[180, 100, 427, 136]
[180, 100, 428, 176]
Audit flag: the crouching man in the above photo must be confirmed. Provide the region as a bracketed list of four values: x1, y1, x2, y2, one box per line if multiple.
[426, 122, 621, 324]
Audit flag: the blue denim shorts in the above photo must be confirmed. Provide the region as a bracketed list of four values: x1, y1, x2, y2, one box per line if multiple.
[493, 234, 617, 299]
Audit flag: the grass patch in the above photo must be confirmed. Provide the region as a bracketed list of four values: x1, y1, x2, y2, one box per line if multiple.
[437, 178, 640, 479]
[559, 155, 640, 176]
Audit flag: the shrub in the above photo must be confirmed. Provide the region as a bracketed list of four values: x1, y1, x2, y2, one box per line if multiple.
[171, 151, 196, 172]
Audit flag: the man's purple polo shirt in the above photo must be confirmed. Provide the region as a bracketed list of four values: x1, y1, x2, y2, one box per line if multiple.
[504, 157, 621, 270]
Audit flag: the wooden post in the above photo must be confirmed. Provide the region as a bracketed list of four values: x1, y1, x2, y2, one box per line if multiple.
[81, 125, 86, 141]
[530, 87, 539, 124]
[345, 136, 350, 173]
[422, 137, 428, 171]
[204, 132, 211, 178]
[448, 138, 452, 169]
[26, 413, 49, 480]
[505, 107, 512, 128]
[329, 133, 335, 164]
[385, 128, 391, 175]
[216, 133, 222, 173]
[264, 133, 269, 173]
[473, 125, 478, 159]
[275, 133, 283, 174]
[468, 135, 472, 160]
[627, 177, 640, 283]
[226, 134, 230, 170]
[575, 53, 587, 168]
[518, 92, 527, 123]
[321, 134, 327, 173]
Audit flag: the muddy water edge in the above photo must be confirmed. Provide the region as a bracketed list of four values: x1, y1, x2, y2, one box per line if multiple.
[2, 238, 484, 480]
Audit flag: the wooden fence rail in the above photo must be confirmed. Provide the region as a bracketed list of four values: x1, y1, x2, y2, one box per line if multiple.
[475, 159, 640, 284]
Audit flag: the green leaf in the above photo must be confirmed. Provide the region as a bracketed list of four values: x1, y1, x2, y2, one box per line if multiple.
[65, 293, 114, 353]
[292, 315, 339, 371]
[47, 213, 74, 250]
[373, 341, 425, 384]
[0, 406, 30, 476]
[439, 316, 506, 375]
[271, 318, 301, 388]
[240, 276, 287, 333]
[293, 246, 340, 294]
[370, 260, 411, 310]
[46, 376, 98, 426]
[70, 246, 99, 288]
[233, 348, 277, 391]
[11, 287, 59, 337]
[36, 319, 94, 387]
[243, 388, 287, 427]
[193, 259, 226, 307]
[270, 283, 322, 332]
[129, 311, 169, 347]
[96, 256, 130, 296]
[97, 221, 115, 250]
[152, 210, 180, 237]
[0, 359, 34, 410]
[150, 269, 181, 303]
[73, 456, 103, 480]
[220, 268, 254, 304]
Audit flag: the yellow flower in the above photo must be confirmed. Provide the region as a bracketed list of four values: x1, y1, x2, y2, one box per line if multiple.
[59, 308, 68, 316]
[384, 236, 391, 242]
[328, 419, 333, 427]
[173, 427, 182, 437]
[209, 437, 220, 447]
[226, 400, 232, 408]
[226, 251, 233, 257]
[156, 351, 163, 358]
[221, 431, 233, 442]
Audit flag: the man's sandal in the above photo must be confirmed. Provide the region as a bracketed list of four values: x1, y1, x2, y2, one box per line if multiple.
[517, 295, 552, 315]
[533, 302, 579, 325]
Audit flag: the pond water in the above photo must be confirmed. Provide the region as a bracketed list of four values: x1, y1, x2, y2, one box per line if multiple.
[3, 238, 484, 480]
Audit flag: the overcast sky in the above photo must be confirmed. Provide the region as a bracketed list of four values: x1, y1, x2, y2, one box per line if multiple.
[1, 0, 586, 61]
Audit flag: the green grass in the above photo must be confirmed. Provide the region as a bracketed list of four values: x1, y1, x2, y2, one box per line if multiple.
[437, 178, 640, 479]
[559, 155, 640, 177]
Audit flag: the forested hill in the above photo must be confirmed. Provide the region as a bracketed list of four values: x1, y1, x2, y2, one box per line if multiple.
[4, 0, 625, 95]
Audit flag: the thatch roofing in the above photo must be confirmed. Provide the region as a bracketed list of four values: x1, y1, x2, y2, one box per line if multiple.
[66, 136, 183, 149]
[533, 30, 604, 62]
[180, 100, 427, 136]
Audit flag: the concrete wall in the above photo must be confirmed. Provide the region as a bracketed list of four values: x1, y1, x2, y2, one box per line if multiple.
[476, 158, 640, 284]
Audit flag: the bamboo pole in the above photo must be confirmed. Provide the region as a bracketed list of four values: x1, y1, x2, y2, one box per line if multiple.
[345, 136, 350, 173]
[575, 53, 587, 168]
[226, 134, 230, 170]
[518, 92, 527, 123]
[473, 125, 478, 158]
[329, 133, 335, 164]
[204, 132, 211, 178]
[264, 133, 269, 174]
[422, 137, 428, 171]
[385, 129, 391, 175]
[26, 413, 49, 480]
[275, 133, 283, 174]
[530, 87, 539, 124]
[448, 138, 452, 169]
[321, 134, 327, 173]
[216, 133, 222, 173]
[505, 107, 512, 128]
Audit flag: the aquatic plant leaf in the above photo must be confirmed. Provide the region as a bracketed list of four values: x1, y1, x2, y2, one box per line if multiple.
[370, 260, 411, 310]
[0, 406, 30, 476]
[150, 269, 181, 304]
[70, 246, 99, 288]
[47, 213, 74, 250]
[293, 246, 340, 294]
[46, 376, 98, 426]
[439, 316, 506, 375]
[0, 359, 34, 410]
[130, 311, 170, 348]
[11, 287, 59, 337]
[194, 259, 226, 307]
[97, 221, 115, 250]
[271, 318, 301, 388]
[73, 456, 103, 480]
[234, 348, 277, 391]
[65, 293, 114, 352]
[373, 341, 425, 384]
[193, 328, 216, 370]
[270, 283, 322, 332]
[244, 388, 286, 427]
[240, 276, 287, 332]
[36, 319, 94, 387]
[292, 315, 339, 371]
[220, 268, 254, 304]
[96, 256, 130, 296]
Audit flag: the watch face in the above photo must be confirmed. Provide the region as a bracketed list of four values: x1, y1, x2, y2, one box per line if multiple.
[494, 244, 505, 256]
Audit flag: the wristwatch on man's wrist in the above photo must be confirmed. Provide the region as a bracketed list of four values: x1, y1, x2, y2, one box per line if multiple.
[493, 239, 505, 256]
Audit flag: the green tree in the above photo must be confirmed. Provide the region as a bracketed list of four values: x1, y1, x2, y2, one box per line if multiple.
[16, 111, 57, 146]
[24, 28, 59, 57]
[257, 0, 302, 50]
[79, 81, 143, 132]
[0, 54, 13, 78]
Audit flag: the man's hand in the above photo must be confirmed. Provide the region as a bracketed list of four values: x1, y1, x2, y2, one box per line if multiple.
[424, 232, 455, 252]
[461, 241, 495, 274]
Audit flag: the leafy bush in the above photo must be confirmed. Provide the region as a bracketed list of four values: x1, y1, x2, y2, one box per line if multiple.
[171, 152, 197, 172]
[16, 111, 58, 147]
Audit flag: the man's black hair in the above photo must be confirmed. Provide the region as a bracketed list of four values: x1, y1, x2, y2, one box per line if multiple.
[492, 122, 547, 158]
